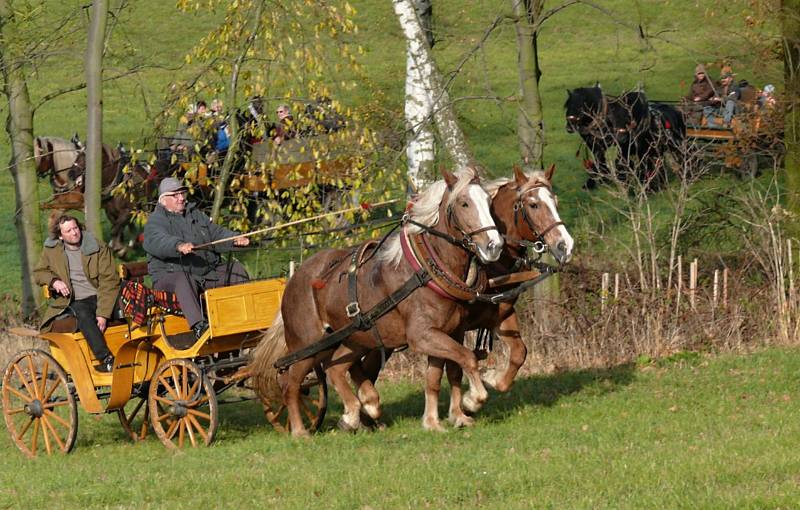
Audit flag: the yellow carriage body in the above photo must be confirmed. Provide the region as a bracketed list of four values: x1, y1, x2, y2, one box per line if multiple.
[28, 277, 285, 416]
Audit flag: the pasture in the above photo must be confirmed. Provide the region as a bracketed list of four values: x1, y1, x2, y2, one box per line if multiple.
[1, 346, 799, 508]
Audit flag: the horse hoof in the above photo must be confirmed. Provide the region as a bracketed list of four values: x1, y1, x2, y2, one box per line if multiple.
[462, 394, 485, 414]
[479, 368, 500, 390]
[422, 419, 446, 433]
[361, 402, 381, 421]
[449, 414, 475, 428]
[337, 416, 361, 433]
[291, 429, 311, 439]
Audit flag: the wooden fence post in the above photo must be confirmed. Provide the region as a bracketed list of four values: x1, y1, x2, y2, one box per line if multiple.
[614, 273, 620, 301]
[689, 258, 698, 311]
[713, 269, 719, 310]
[289, 260, 295, 278]
[723, 267, 729, 309]
[676, 255, 682, 313]
[601, 272, 609, 312]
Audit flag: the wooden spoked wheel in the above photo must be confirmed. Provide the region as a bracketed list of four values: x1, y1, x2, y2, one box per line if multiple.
[265, 365, 327, 433]
[148, 359, 218, 449]
[117, 394, 150, 442]
[1, 349, 78, 457]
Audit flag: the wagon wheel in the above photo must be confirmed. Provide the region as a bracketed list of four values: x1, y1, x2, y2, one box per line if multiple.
[1, 349, 78, 458]
[264, 365, 327, 433]
[117, 390, 150, 442]
[147, 359, 218, 449]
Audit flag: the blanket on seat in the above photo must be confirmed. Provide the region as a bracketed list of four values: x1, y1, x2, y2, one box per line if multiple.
[119, 280, 182, 327]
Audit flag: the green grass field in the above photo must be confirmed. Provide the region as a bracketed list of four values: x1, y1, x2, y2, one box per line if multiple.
[0, 0, 783, 298]
[2, 346, 799, 508]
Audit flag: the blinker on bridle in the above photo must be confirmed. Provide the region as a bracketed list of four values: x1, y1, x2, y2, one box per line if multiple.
[513, 183, 564, 253]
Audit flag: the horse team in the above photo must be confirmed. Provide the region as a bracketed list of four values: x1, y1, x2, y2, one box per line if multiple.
[250, 166, 573, 436]
[565, 84, 686, 190]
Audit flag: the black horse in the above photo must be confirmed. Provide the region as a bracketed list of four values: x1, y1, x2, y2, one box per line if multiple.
[565, 85, 686, 190]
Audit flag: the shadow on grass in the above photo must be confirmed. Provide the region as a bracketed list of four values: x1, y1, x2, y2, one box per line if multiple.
[378, 363, 638, 427]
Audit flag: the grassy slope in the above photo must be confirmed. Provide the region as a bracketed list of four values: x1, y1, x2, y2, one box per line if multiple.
[1, 346, 799, 508]
[0, 0, 781, 299]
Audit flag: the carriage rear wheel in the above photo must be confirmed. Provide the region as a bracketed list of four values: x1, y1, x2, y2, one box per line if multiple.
[1, 349, 78, 457]
[117, 392, 150, 442]
[147, 359, 218, 449]
[264, 365, 327, 433]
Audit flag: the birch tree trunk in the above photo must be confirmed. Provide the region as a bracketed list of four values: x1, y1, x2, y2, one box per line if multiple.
[511, 0, 545, 170]
[393, 0, 475, 173]
[404, 0, 435, 190]
[84, 0, 107, 239]
[0, 0, 42, 317]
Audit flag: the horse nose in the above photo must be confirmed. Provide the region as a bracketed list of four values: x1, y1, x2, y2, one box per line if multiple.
[555, 240, 571, 264]
[486, 238, 503, 262]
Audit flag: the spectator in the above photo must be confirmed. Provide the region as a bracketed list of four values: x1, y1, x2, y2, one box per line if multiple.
[272, 104, 296, 145]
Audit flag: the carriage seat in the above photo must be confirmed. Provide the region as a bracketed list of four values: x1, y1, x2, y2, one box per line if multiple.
[117, 262, 183, 327]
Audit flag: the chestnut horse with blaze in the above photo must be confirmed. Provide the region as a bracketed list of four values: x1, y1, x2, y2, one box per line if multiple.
[273, 168, 503, 436]
[356, 165, 574, 429]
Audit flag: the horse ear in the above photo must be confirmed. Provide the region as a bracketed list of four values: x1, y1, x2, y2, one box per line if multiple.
[441, 168, 458, 189]
[513, 165, 528, 187]
[595, 81, 602, 90]
[545, 163, 556, 181]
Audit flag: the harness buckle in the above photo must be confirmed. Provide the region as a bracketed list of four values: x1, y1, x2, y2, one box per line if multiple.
[532, 241, 547, 253]
[346, 301, 361, 318]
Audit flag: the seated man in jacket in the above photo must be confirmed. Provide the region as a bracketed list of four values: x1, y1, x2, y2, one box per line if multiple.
[33, 215, 118, 372]
[143, 178, 250, 339]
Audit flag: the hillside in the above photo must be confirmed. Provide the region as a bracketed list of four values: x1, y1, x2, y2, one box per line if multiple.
[0, 0, 782, 299]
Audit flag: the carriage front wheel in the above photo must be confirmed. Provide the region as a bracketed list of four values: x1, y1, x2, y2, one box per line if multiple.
[148, 359, 218, 449]
[1, 349, 78, 457]
[264, 365, 327, 433]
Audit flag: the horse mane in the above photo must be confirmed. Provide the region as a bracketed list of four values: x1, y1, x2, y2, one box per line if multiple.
[379, 167, 477, 267]
[483, 170, 550, 199]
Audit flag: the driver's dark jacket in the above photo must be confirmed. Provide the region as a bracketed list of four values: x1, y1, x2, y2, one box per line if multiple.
[143, 202, 239, 285]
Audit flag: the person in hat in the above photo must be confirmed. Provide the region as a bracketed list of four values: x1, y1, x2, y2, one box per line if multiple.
[33, 214, 118, 372]
[684, 64, 718, 125]
[143, 178, 250, 339]
[708, 66, 757, 127]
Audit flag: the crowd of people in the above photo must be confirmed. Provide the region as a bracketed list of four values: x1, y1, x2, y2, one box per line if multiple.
[684, 63, 776, 128]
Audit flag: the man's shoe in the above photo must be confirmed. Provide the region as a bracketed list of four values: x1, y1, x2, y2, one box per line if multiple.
[192, 320, 209, 340]
[95, 354, 114, 373]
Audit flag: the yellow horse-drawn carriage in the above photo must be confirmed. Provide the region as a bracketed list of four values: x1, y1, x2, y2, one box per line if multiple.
[2, 263, 327, 457]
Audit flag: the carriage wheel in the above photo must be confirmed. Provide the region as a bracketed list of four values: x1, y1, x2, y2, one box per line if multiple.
[1, 349, 78, 458]
[147, 359, 218, 449]
[117, 393, 150, 442]
[264, 365, 327, 433]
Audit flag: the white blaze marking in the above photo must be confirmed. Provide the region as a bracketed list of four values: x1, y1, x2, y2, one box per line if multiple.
[536, 187, 574, 258]
[468, 184, 502, 246]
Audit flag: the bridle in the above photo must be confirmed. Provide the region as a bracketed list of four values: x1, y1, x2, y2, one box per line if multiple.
[511, 182, 564, 254]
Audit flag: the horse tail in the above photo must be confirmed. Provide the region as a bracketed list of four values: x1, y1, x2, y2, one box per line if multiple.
[248, 310, 287, 405]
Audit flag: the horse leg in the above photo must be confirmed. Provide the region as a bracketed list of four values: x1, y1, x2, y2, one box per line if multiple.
[444, 361, 474, 428]
[481, 310, 526, 393]
[423, 356, 446, 432]
[326, 343, 365, 432]
[408, 327, 488, 416]
[348, 359, 382, 423]
[279, 357, 317, 438]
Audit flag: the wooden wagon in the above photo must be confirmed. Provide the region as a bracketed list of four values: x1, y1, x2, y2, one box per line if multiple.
[1, 263, 327, 457]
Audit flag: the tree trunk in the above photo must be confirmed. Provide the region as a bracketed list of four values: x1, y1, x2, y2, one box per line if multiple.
[211, 0, 265, 222]
[84, 0, 107, 239]
[393, 0, 475, 173]
[783, 0, 800, 213]
[511, 0, 545, 170]
[0, 0, 43, 317]
[404, 0, 436, 191]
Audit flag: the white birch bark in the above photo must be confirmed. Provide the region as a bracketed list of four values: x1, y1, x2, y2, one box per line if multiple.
[84, 0, 107, 240]
[393, 0, 474, 174]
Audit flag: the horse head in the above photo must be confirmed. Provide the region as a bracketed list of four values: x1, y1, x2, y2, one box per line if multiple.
[607, 91, 651, 150]
[439, 167, 503, 264]
[503, 164, 574, 265]
[564, 86, 604, 135]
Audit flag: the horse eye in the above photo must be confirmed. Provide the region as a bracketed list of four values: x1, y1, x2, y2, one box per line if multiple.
[529, 203, 539, 209]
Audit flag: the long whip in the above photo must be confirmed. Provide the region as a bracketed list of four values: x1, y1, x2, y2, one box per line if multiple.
[194, 198, 401, 249]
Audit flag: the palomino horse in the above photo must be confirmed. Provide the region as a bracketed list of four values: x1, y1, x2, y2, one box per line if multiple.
[257, 168, 503, 437]
[35, 135, 158, 255]
[354, 165, 574, 429]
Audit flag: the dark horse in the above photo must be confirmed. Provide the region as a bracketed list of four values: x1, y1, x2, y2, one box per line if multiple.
[565, 85, 686, 189]
[35, 135, 160, 255]
[354, 165, 574, 429]
[252, 168, 504, 436]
